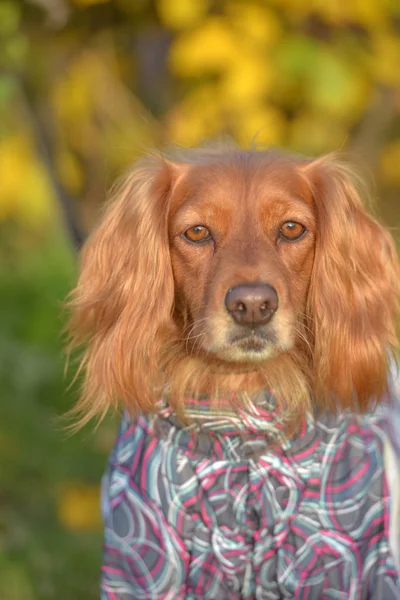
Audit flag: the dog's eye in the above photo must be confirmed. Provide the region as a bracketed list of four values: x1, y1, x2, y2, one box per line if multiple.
[280, 221, 306, 241]
[184, 226, 212, 243]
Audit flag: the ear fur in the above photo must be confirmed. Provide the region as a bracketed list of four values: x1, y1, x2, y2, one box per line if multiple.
[67, 155, 175, 426]
[304, 156, 400, 411]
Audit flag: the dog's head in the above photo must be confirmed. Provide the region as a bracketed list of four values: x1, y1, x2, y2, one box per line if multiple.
[67, 145, 399, 426]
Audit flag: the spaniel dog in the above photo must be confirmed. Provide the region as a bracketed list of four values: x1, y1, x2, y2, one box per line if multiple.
[68, 144, 400, 599]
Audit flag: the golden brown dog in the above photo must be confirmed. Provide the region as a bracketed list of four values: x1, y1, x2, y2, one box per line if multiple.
[67, 144, 400, 429]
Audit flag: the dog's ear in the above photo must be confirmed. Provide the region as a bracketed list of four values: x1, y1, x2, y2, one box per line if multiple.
[67, 155, 177, 426]
[303, 156, 399, 412]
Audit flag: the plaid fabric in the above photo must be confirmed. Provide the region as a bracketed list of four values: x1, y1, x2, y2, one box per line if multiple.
[101, 394, 400, 599]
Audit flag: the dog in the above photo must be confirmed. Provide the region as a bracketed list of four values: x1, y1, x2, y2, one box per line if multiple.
[68, 144, 400, 599]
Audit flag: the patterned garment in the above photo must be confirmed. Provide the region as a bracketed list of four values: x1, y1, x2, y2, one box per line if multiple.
[101, 393, 400, 599]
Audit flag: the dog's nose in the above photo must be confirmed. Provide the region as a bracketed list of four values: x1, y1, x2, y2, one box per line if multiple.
[225, 283, 278, 327]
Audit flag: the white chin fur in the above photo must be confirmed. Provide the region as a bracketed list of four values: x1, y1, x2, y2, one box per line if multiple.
[212, 344, 279, 363]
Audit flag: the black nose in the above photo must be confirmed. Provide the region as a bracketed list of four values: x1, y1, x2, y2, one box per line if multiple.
[225, 283, 278, 327]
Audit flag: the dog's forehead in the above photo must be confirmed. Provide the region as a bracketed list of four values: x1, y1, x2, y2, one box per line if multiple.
[172, 153, 313, 211]
[249, 160, 312, 201]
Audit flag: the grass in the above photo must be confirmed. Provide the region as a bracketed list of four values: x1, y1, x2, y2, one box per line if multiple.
[0, 235, 116, 600]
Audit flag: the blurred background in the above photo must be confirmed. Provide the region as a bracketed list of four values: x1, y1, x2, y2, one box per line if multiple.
[1, 0, 400, 598]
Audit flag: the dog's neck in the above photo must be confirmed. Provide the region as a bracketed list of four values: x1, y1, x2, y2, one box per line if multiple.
[158, 349, 312, 438]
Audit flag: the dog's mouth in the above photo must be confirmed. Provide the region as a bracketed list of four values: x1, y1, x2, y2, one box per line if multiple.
[230, 330, 276, 351]
[188, 318, 289, 364]
[216, 329, 279, 360]
[235, 337, 267, 353]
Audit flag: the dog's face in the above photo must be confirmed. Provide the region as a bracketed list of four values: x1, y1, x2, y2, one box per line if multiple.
[169, 158, 316, 363]
[68, 146, 399, 425]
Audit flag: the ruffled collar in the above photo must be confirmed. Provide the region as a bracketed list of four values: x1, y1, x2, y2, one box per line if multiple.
[157, 389, 312, 441]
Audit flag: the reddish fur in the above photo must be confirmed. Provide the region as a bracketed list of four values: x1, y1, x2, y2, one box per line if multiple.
[66, 144, 400, 430]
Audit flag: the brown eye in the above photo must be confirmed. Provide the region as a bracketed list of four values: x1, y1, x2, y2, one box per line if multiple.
[280, 221, 306, 241]
[184, 225, 212, 243]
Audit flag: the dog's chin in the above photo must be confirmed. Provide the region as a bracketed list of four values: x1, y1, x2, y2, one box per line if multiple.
[215, 345, 277, 363]
[204, 335, 288, 364]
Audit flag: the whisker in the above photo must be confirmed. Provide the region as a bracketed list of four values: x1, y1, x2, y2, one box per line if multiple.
[187, 331, 208, 341]
[294, 326, 314, 358]
[296, 311, 315, 328]
[184, 317, 210, 354]
[181, 316, 209, 336]
[191, 332, 207, 357]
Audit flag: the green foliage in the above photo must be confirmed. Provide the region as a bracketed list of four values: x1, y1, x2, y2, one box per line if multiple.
[0, 238, 115, 599]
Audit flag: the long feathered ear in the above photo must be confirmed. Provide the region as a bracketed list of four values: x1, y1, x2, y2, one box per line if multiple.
[67, 155, 175, 426]
[304, 156, 400, 412]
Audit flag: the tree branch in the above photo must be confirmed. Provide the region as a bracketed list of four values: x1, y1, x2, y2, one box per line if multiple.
[18, 76, 85, 251]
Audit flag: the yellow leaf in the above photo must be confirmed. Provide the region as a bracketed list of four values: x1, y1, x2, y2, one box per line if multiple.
[168, 112, 205, 146]
[0, 135, 54, 227]
[290, 111, 347, 154]
[371, 32, 400, 86]
[380, 142, 400, 186]
[156, 0, 209, 29]
[58, 484, 102, 531]
[169, 17, 237, 76]
[225, 3, 281, 48]
[19, 166, 55, 227]
[233, 105, 286, 147]
[221, 53, 273, 107]
[167, 85, 223, 145]
[52, 61, 93, 127]
[350, 0, 386, 28]
[316, 0, 387, 29]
